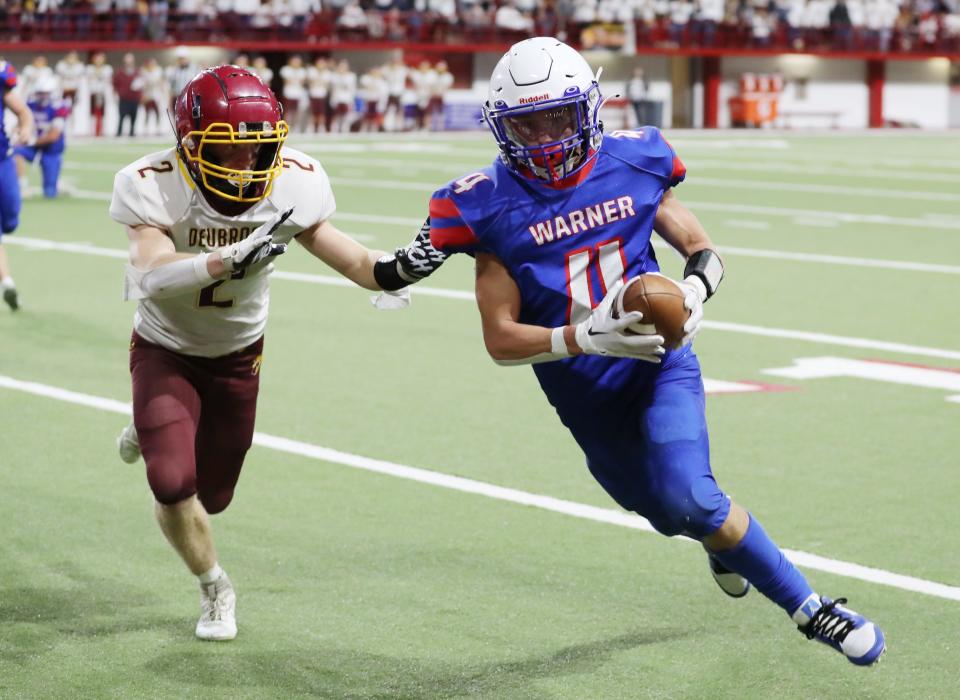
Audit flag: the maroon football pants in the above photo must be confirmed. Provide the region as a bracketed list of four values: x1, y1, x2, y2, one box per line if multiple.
[129, 331, 263, 514]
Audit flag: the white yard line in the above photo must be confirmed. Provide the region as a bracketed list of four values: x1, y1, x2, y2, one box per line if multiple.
[7, 235, 960, 360]
[1, 373, 957, 603]
[66, 186, 960, 231]
[13, 233, 960, 277]
[687, 158, 960, 184]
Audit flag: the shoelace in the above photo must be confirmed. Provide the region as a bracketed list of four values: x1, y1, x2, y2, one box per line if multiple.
[201, 584, 232, 622]
[802, 597, 854, 643]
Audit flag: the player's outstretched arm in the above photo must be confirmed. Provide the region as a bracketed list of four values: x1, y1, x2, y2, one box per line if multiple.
[654, 190, 725, 344]
[295, 218, 386, 291]
[476, 253, 664, 365]
[125, 211, 289, 300]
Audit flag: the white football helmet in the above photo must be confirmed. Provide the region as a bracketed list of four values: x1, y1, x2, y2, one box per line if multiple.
[483, 37, 604, 182]
[31, 75, 59, 104]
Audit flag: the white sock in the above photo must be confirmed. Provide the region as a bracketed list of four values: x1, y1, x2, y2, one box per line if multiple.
[198, 563, 224, 584]
[791, 592, 822, 626]
[0, 277, 14, 289]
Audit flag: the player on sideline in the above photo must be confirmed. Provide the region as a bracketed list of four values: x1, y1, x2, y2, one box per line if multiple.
[14, 75, 70, 199]
[109, 65, 433, 641]
[409, 38, 885, 665]
[0, 59, 34, 311]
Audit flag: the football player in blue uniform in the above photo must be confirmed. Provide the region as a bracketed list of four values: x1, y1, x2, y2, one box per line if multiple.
[0, 59, 34, 311]
[374, 38, 885, 666]
[15, 75, 69, 199]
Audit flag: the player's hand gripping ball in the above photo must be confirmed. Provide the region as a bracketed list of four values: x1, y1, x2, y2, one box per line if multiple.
[615, 274, 688, 349]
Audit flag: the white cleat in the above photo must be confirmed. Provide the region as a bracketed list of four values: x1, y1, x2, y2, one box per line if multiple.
[195, 573, 237, 641]
[116, 422, 141, 464]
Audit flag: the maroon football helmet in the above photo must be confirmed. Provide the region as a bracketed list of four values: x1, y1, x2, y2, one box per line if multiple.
[174, 65, 289, 203]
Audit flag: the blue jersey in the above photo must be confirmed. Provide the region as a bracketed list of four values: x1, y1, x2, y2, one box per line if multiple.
[0, 61, 17, 158]
[28, 98, 70, 155]
[429, 128, 688, 433]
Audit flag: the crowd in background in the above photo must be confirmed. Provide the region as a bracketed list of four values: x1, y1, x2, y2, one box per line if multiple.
[1, 0, 959, 52]
[10, 49, 457, 138]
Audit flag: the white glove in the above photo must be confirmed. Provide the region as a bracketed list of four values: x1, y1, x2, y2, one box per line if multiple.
[574, 281, 665, 363]
[677, 275, 707, 346]
[370, 287, 411, 310]
[220, 207, 294, 272]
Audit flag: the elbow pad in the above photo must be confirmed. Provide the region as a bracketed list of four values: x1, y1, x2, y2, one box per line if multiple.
[683, 249, 724, 300]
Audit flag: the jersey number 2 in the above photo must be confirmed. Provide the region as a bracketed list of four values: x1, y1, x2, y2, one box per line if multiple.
[565, 238, 626, 324]
[198, 269, 245, 309]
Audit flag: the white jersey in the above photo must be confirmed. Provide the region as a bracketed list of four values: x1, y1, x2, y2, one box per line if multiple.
[109, 146, 335, 357]
[86, 63, 113, 97]
[55, 59, 85, 93]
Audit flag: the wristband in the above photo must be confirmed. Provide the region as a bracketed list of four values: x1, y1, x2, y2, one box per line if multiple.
[550, 326, 570, 357]
[373, 254, 410, 292]
[683, 249, 724, 300]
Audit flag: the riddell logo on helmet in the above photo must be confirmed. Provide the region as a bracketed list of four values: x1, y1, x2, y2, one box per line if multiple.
[518, 93, 550, 104]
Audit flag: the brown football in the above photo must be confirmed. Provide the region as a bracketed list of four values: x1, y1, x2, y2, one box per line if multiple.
[619, 274, 688, 349]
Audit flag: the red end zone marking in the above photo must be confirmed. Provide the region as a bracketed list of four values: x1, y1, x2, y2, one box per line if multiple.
[861, 358, 960, 374]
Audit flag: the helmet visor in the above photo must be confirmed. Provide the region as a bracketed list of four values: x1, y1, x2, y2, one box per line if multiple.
[503, 104, 579, 147]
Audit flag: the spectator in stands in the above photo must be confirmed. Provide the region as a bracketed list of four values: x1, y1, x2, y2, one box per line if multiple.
[382, 54, 407, 133]
[166, 46, 197, 111]
[496, 0, 535, 33]
[864, 0, 897, 51]
[695, 0, 724, 45]
[146, 0, 169, 40]
[114, 0, 136, 38]
[85, 51, 112, 137]
[113, 53, 143, 137]
[252, 55, 274, 91]
[279, 54, 308, 132]
[176, 0, 203, 39]
[234, 0, 260, 36]
[139, 57, 167, 136]
[338, 0, 368, 36]
[329, 59, 357, 133]
[829, 0, 853, 48]
[669, 0, 695, 44]
[751, 6, 774, 45]
[306, 56, 331, 133]
[287, 0, 319, 37]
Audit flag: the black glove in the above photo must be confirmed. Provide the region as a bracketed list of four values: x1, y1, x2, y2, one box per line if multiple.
[395, 217, 448, 281]
[374, 217, 448, 291]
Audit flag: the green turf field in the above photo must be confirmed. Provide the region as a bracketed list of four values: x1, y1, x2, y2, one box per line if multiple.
[1, 131, 958, 699]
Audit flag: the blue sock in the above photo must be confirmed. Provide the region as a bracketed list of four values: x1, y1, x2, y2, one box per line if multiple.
[712, 515, 813, 616]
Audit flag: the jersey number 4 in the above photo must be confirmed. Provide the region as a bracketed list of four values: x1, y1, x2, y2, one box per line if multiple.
[565, 238, 626, 324]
